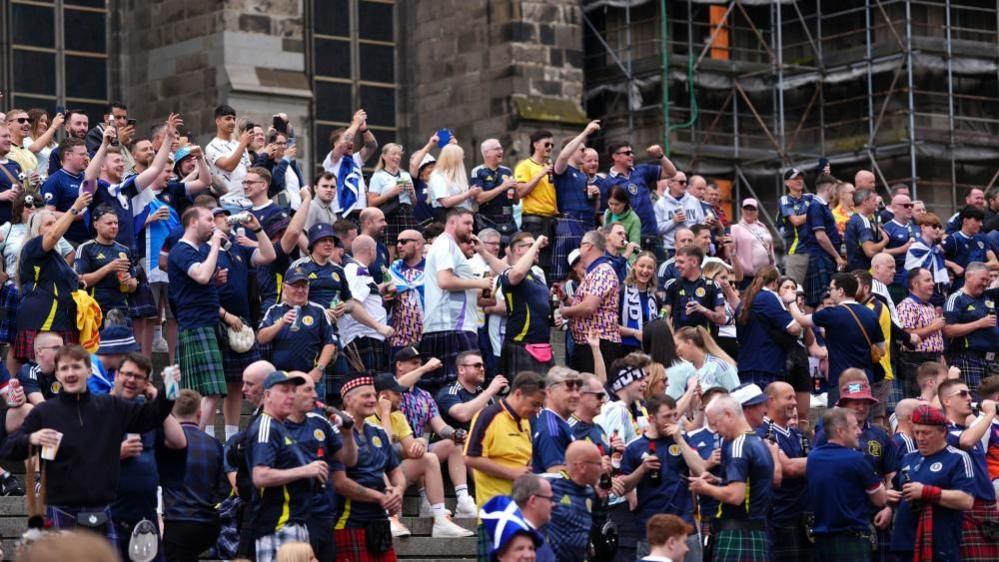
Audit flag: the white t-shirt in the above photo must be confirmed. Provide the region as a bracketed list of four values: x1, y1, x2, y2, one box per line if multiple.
[322, 152, 367, 216]
[369, 169, 414, 206]
[338, 260, 387, 345]
[205, 137, 251, 203]
[282, 160, 302, 210]
[428, 171, 475, 211]
[423, 233, 478, 334]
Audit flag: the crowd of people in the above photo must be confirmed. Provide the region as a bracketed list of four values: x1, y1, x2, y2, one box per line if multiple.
[0, 100, 997, 562]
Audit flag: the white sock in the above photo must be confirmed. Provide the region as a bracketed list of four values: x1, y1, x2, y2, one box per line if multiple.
[153, 324, 163, 340]
[419, 487, 428, 505]
[455, 484, 470, 503]
[432, 503, 447, 518]
[225, 425, 239, 441]
[204, 425, 215, 438]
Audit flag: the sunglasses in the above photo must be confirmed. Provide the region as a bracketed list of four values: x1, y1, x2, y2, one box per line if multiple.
[949, 389, 971, 399]
[543, 142, 553, 148]
[397, 238, 418, 245]
[901, 203, 914, 208]
[9, 117, 29, 124]
[555, 379, 583, 390]
[615, 150, 634, 156]
[460, 362, 485, 369]
[583, 391, 606, 399]
[673, 179, 688, 185]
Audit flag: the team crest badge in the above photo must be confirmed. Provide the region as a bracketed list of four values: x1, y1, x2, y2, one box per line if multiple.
[695, 287, 706, 298]
[332, 272, 340, 282]
[628, 183, 638, 195]
[930, 462, 943, 472]
[314, 429, 325, 441]
[668, 444, 681, 456]
[585, 498, 592, 512]
[986, 300, 994, 309]
[560, 495, 571, 506]
[978, 241, 985, 249]
[867, 440, 882, 457]
[302, 315, 314, 326]
[51, 381, 61, 394]
[371, 436, 383, 448]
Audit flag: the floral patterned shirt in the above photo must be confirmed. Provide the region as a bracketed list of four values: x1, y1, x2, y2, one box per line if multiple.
[570, 258, 621, 344]
[897, 295, 944, 353]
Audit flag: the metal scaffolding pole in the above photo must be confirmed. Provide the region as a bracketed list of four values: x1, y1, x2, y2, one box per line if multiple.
[944, 0, 956, 205]
[865, 2, 876, 171]
[775, 2, 787, 204]
[906, 0, 921, 197]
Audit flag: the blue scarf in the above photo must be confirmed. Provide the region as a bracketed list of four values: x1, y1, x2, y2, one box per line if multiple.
[389, 258, 425, 311]
[620, 284, 657, 347]
[904, 237, 949, 285]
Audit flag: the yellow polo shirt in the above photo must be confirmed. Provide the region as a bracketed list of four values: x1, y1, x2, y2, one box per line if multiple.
[464, 399, 532, 508]
[366, 410, 413, 444]
[514, 157, 557, 217]
[8, 144, 37, 175]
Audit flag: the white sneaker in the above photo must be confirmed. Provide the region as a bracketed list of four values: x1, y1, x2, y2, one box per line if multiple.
[390, 515, 411, 537]
[454, 497, 478, 519]
[432, 516, 474, 538]
[418, 498, 433, 517]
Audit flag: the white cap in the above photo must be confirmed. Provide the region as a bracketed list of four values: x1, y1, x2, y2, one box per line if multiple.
[568, 249, 581, 267]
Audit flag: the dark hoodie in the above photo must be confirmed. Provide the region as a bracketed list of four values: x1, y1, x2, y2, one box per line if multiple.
[0, 388, 174, 507]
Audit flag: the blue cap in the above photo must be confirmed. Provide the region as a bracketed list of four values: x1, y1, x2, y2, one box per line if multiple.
[96, 325, 141, 355]
[307, 223, 340, 249]
[480, 496, 543, 556]
[284, 265, 309, 285]
[262, 370, 308, 390]
[731, 382, 766, 407]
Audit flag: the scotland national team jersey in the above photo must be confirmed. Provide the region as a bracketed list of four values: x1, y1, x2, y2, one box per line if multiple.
[284, 412, 344, 518]
[947, 423, 997, 502]
[715, 432, 774, 521]
[542, 473, 596, 562]
[532, 408, 575, 473]
[620, 434, 695, 525]
[245, 413, 313, 536]
[807, 442, 882, 534]
[290, 257, 351, 310]
[75, 239, 136, 312]
[332, 420, 399, 528]
[260, 302, 337, 372]
[755, 421, 808, 523]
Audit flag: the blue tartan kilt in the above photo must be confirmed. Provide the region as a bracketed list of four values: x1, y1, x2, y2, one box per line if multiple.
[805, 253, 834, 307]
[0, 281, 19, 343]
[551, 216, 587, 282]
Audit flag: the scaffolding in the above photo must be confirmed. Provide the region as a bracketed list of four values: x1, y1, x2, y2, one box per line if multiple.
[582, 0, 999, 229]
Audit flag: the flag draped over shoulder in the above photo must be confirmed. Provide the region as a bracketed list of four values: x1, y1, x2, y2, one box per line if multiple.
[337, 154, 362, 216]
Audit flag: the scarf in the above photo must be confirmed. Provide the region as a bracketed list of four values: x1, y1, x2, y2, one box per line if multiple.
[133, 194, 180, 271]
[905, 237, 949, 285]
[389, 259, 425, 311]
[621, 284, 656, 347]
[337, 154, 362, 216]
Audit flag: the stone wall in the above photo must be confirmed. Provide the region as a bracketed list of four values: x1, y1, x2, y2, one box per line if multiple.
[118, 0, 312, 165]
[400, 0, 588, 164]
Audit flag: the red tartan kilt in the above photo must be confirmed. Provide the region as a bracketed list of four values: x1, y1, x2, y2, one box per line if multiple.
[13, 329, 78, 362]
[961, 500, 999, 562]
[333, 528, 397, 562]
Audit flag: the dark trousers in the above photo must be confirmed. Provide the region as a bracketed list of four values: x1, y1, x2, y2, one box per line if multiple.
[608, 502, 641, 562]
[163, 519, 222, 562]
[307, 517, 335, 562]
[521, 214, 555, 276]
[570, 338, 621, 374]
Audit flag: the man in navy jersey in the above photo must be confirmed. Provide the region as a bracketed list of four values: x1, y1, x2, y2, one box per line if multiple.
[799, 176, 846, 308]
[688, 394, 776, 562]
[551, 121, 601, 281]
[686, 387, 729, 540]
[212, 206, 275, 441]
[540, 441, 602, 562]
[942, 206, 998, 290]
[532, 367, 582, 473]
[255, 187, 311, 311]
[20, 332, 63, 404]
[45, 109, 88, 177]
[358, 208, 390, 277]
[75, 205, 138, 317]
[258, 266, 337, 390]
[938, 378, 999, 561]
[436, 349, 504, 432]
[331, 374, 405, 562]
[619, 394, 706, 562]
[882, 193, 920, 300]
[844, 189, 888, 272]
[945, 187, 988, 234]
[470, 138, 516, 234]
[759, 382, 811, 562]
[807, 407, 887, 561]
[662, 244, 725, 334]
[568, 374, 611, 454]
[943, 262, 999, 392]
[40, 137, 90, 244]
[167, 206, 228, 429]
[284, 374, 356, 562]
[244, 166, 289, 227]
[245, 370, 327, 562]
[603, 141, 677, 261]
[889, 404, 976, 562]
[291, 223, 350, 323]
[778, 168, 813, 285]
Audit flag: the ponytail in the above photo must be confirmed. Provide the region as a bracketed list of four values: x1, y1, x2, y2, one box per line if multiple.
[737, 265, 779, 326]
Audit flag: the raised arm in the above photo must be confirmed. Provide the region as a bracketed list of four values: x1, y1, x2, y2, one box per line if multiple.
[213, 129, 251, 173]
[554, 121, 600, 175]
[136, 114, 180, 189]
[27, 113, 64, 154]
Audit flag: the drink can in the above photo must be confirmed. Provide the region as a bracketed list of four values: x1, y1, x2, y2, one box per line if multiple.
[290, 305, 302, 331]
[163, 365, 180, 400]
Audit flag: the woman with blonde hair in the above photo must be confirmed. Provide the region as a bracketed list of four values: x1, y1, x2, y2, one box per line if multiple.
[643, 361, 668, 400]
[619, 251, 659, 355]
[24, 108, 63, 175]
[664, 326, 739, 399]
[428, 144, 479, 223]
[369, 142, 418, 247]
[275, 541, 318, 562]
[702, 260, 740, 359]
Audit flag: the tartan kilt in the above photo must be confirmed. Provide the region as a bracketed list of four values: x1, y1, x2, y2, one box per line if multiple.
[47, 504, 119, 550]
[813, 533, 873, 562]
[384, 204, 418, 246]
[805, 253, 834, 307]
[128, 280, 159, 319]
[710, 529, 770, 562]
[347, 336, 388, 373]
[771, 521, 813, 562]
[417, 330, 478, 391]
[13, 329, 77, 362]
[255, 522, 309, 562]
[0, 281, 19, 343]
[501, 340, 554, 379]
[334, 527, 398, 562]
[178, 326, 227, 397]
[947, 352, 997, 393]
[551, 216, 587, 282]
[221, 340, 261, 384]
[961, 500, 999, 562]
[476, 524, 489, 562]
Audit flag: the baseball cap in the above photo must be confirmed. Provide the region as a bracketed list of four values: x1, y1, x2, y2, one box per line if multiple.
[262, 370, 308, 390]
[836, 381, 878, 405]
[264, 214, 291, 238]
[284, 265, 309, 285]
[784, 168, 803, 181]
[394, 346, 425, 363]
[307, 223, 340, 249]
[731, 383, 766, 407]
[374, 373, 408, 394]
[418, 153, 436, 171]
[211, 207, 230, 217]
[741, 198, 759, 209]
[568, 248, 581, 268]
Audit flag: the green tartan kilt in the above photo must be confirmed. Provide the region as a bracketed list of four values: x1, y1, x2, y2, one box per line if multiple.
[178, 325, 227, 397]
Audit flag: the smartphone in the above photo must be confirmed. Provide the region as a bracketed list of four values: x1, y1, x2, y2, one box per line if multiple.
[273, 116, 288, 134]
[287, 137, 296, 148]
[56, 105, 65, 115]
[436, 128, 453, 148]
[126, 118, 137, 127]
[81, 179, 97, 195]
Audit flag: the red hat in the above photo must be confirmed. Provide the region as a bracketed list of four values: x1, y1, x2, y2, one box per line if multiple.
[911, 405, 948, 426]
[836, 382, 878, 406]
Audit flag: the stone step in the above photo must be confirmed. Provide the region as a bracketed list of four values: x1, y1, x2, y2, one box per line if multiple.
[397, 516, 477, 536]
[392, 536, 478, 557]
